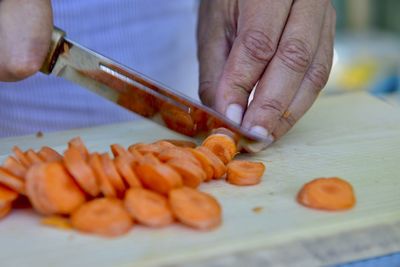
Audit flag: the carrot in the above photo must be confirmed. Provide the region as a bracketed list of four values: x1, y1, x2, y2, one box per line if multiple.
[12, 146, 30, 168]
[169, 187, 222, 230]
[25, 149, 44, 165]
[114, 156, 142, 188]
[0, 184, 18, 204]
[128, 141, 174, 156]
[297, 177, 356, 211]
[187, 148, 214, 181]
[226, 160, 265, 186]
[196, 147, 226, 179]
[0, 167, 25, 194]
[124, 188, 173, 227]
[68, 137, 89, 160]
[139, 153, 161, 165]
[157, 147, 201, 167]
[41, 215, 73, 230]
[25, 163, 86, 215]
[160, 103, 197, 136]
[135, 161, 182, 195]
[0, 202, 12, 219]
[89, 153, 117, 198]
[161, 139, 197, 148]
[64, 147, 100, 197]
[2, 156, 27, 179]
[71, 198, 133, 237]
[110, 144, 132, 159]
[202, 134, 237, 164]
[166, 158, 206, 188]
[38, 146, 63, 162]
[100, 153, 126, 196]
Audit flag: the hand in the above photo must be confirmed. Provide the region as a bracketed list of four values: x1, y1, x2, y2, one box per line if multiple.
[0, 0, 53, 81]
[197, 0, 336, 146]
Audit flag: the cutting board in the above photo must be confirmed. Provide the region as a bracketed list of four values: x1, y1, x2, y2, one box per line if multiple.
[1, 92, 400, 267]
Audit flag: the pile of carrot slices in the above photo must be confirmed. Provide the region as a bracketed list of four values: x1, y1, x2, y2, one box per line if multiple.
[0, 132, 266, 237]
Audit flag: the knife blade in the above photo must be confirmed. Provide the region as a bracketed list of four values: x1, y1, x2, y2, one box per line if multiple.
[40, 27, 269, 152]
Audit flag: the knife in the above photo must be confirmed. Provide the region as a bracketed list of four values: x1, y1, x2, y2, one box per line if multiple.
[40, 27, 269, 152]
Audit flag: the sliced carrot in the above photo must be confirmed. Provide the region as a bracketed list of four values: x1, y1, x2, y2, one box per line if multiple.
[41, 215, 73, 230]
[160, 103, 197, 136]
[38, 146, 63, 162]
[161, 139, 197, 148]
[211, 127, 240, 144]
[88, 153, 116, 198]
[71, 198, 133, 237]
[0, 202, 12, 219]
[166, 158, 206, 188]
[64, 147, 100, 197]
[68, 137, 89, 161]
[114, 156, 142, 188]
[0, 184, 18, 204]
[135, 162, 182, 195]
[25, 149, 44, 166]
[100, 153, 126, 197]
[0, 167, 25, 194]
[124, 188, 173, 227]
[128, 141, 174, 156]
[226, 160, 265, 186]
[139, 153, 161, 165]
[202, 134, 237, 164]
[169, 187, 222, 230]
[196, 147, 226, 179]
[157, 147, 201, 167]
[2, 156, 27, 179]
[12, 146, 30, 168]
[110, 144, 132, 159]
[187, 148, 214, 181]
[297, 177, 356, 211]
[25, 163, 86, 215]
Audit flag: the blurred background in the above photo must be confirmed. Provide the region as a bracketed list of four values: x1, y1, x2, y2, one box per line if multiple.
[328, 0, 400, 105]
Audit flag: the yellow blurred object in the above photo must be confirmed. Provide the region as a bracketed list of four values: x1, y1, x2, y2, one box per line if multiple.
[41, 216, 73, 230]
[337, 60, 378, 91]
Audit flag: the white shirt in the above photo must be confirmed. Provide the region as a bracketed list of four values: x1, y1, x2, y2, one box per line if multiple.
[0, 0, 198, 137]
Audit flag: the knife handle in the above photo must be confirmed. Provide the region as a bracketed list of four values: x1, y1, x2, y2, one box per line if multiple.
[40, 26, 66, 74]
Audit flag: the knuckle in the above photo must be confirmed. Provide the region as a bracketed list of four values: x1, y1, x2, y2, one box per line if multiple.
[6, 53, 43, 80]
[239, 29, 276, 63]
[258, 98, 285, 115]
[305, 63, 330, 93]
[277, 38, 313, 73]
[282, 112, 297, 127]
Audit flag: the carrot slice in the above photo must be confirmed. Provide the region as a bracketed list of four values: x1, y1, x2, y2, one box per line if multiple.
[161, 139, 197, 148]
[25, 149, 44, 166]
[196, 147, 226, 179]
[38, 146, 63, 162]
[187, 148, 214, 181]
[114, 156, 142, 188]
[297, 177, 356, 211]
[135, 162, 182, 195]
[68, 137, 89, 161]
[202, 134, 237, 164]
[12, 146, 30, 168]
[41, 215, 73, 230]
[157, 147, 201, 167]
[226, 160, 265, 186]
[166, 158, 206, 188]
[0, 167, 25, 194]
[100, 153, 126, 197]
[124, 188, 173, 227]
[160, 103, 197, 136]
[71, 198, 133, 237]
[25, 163, 86, 215]
[0, 202, 12, 219]
[0, 184, 18, 204]
[2, 156, 27, 179]
[139, 153, 161, 165]
[169, 187, 222, 230]
[89, 153, 116, 198]
[128, 141, 174, 156]
[64, 147, 100, 197]
[110, 144, 132, 159]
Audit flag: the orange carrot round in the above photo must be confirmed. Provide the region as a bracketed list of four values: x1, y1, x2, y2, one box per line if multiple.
[114, 156, 142, 188]
[2, 156, 27, 179]
[0, 167, 25, 195]
[124, 188, 173, 227]
[196, 147, 226, 179]
[297, 177, 356, 211]
[71, 198, 133, 237]
[38, 146, 63, 162]
[166, 158, 206, 188]
[100, 153, 126, 196]
[0, 202, 12, 219]
[25, 149, 44, 166]
[169, 187, 222, 230]
[0, 185, 18, 217]
[188, 148, 214, 181]
[89, 153, 117, 198]
[25, 163, 86, 215]
[68, 137, 89, 161]
[161, 139, 197, 148]
[157, 147, 201, 167]
[110, 144, 132, 159]
[202, 134, 237, 164]
[227, 160, 265, 186]
[64, 147, 100, 197]
[12, 146, 30, 168]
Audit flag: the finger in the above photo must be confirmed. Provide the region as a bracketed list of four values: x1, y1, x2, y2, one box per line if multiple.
[242, 0, 330, 141]
[0, 0, 53, 81]
[214, 0, 292, 124]
[197, 0, 234, 107]
[273, 4, 336, 139]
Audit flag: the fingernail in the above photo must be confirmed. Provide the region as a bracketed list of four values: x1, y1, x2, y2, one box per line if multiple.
[249, 126, 274, 145]
[225, 104, 244, 125]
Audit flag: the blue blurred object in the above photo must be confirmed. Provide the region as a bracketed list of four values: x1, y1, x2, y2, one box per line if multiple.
[335, 252, 400, 267]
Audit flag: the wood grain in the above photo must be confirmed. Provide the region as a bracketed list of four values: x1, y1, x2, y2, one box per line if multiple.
[0, 92, 399, 267]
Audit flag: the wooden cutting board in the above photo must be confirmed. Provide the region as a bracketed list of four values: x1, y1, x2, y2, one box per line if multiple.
[1, 92, 400, 267]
